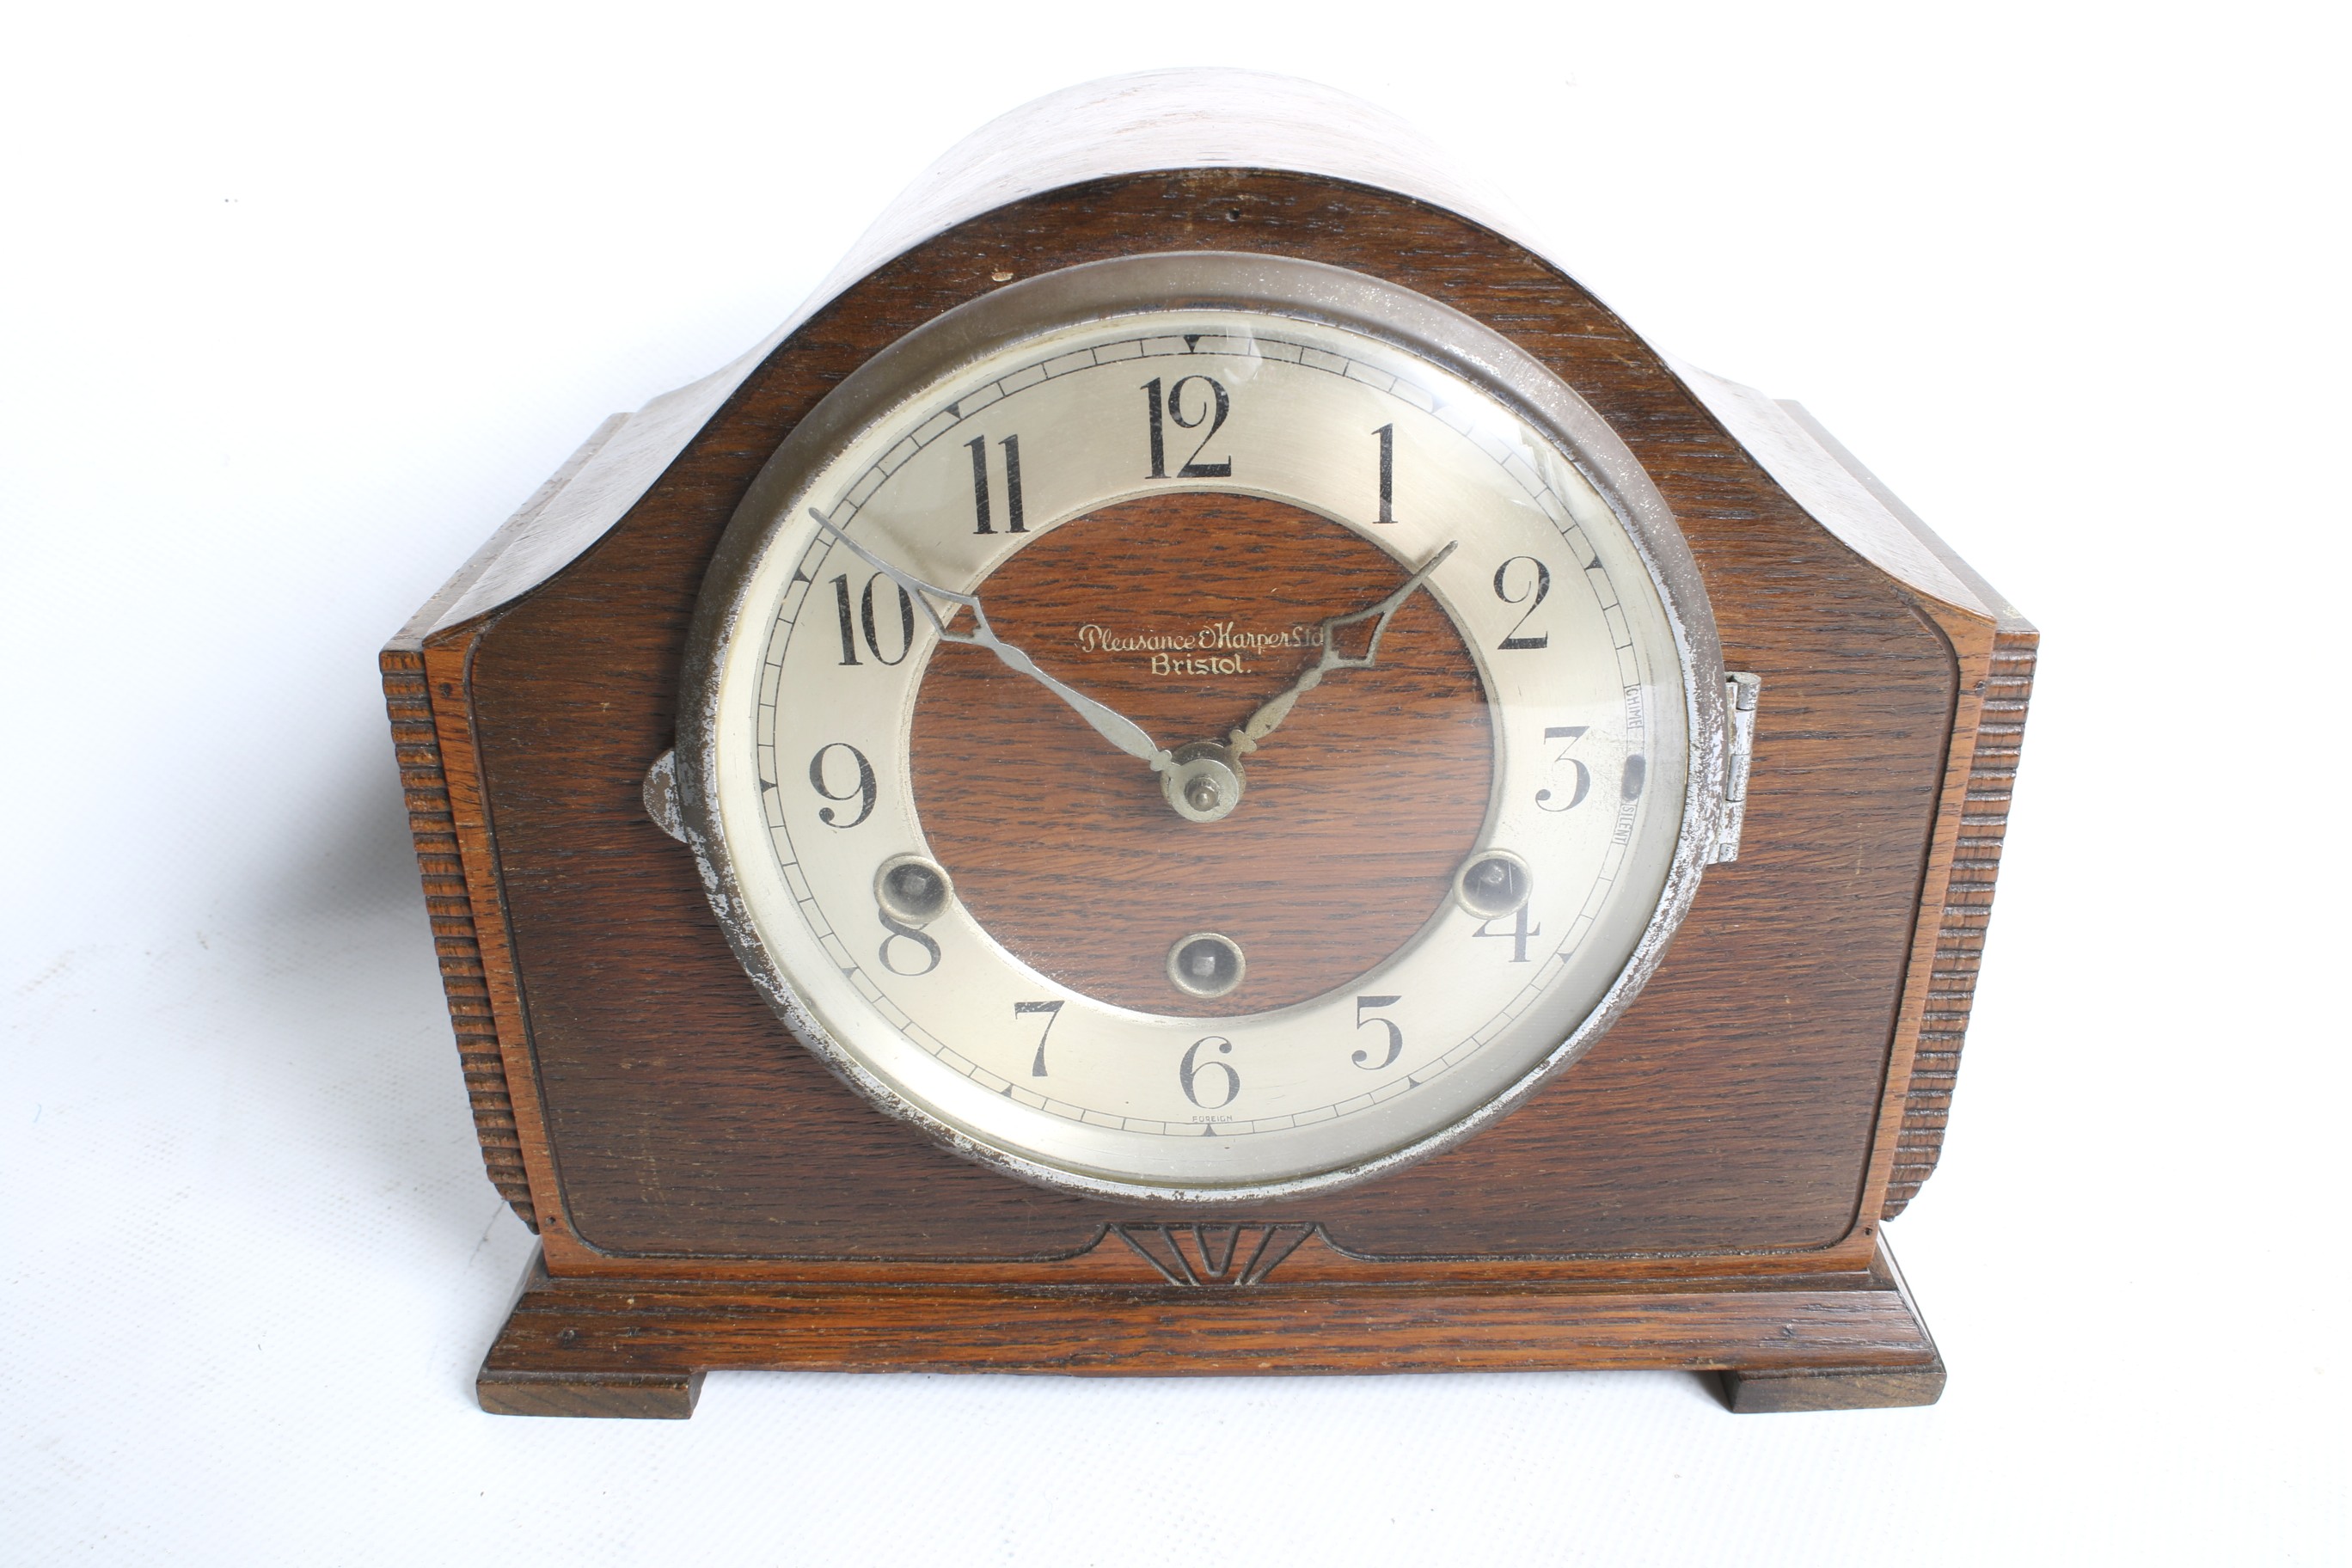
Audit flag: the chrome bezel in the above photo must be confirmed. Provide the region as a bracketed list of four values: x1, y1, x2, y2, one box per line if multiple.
[677, 252, 1729, 1204]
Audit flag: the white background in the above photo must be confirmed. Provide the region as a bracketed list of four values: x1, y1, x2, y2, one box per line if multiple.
[4, 3, 2345, 1562]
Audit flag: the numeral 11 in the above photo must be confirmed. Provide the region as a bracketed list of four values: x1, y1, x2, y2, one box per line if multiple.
[966, 434, 1025, 534]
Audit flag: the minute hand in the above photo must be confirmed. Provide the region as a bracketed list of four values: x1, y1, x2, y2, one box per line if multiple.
[1228, 540, 1460, 756]
[811, 510, 1173, 774]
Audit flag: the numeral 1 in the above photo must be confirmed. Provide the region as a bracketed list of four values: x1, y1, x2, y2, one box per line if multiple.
[1143, 378, 1166, 479]
[830, 573, 861, 666]
[1373, 423, 1396, 524]
[966, 434, 1025, 534]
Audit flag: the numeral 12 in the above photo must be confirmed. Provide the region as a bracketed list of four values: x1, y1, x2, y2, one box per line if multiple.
[1142, 376, 1233, 479]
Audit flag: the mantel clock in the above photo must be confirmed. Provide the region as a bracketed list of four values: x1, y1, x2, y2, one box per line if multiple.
[383, 70, 2035, 1417]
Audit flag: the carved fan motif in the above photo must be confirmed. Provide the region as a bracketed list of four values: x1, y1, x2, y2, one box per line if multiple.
[1112, 1223, 1314, 1286]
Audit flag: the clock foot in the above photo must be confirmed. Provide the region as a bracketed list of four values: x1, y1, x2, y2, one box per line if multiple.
[476, 1366, 704, 1419]
[1715, 1237, 1945, 1411]
[474, 1253, 705, 1416]
[1715, 1359, 1946, 1413]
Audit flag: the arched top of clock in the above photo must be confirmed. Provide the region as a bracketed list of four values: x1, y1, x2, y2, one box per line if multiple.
[398, 69, 1995, 645]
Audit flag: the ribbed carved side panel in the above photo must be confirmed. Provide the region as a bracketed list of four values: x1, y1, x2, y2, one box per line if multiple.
[1883, 629, 2037, 1219]
[382, 651, 537, 1228]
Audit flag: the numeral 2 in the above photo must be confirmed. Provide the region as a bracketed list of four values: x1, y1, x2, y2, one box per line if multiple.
[1143, 376, 1233, 479]
[1493, 556, 1552, 650]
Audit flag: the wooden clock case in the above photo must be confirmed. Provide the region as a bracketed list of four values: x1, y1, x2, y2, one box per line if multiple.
[381, 72, 2033, 1418]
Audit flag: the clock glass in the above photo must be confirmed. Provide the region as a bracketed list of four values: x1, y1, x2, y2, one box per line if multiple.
[680, 254, 1722, 1202]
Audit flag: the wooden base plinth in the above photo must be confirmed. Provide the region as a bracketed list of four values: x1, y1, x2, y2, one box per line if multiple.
[475, 1240, 1945, 1418]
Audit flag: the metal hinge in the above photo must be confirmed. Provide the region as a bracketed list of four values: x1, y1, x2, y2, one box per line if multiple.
[1711, 672, 1760, 864]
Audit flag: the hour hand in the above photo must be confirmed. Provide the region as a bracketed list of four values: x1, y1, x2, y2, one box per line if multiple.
[1228, 540, 1459, 756]
[810, 511, 1173, 774]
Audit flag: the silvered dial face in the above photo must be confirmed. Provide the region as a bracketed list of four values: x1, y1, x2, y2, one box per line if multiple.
[689, 265, 1706, 1201]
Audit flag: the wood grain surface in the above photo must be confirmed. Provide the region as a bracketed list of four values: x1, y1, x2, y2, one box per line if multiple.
[472, 1234, 1942, 1413]
[912, 492, 1489, 1014]
[378, 651, 535, 1225]
[1883, 626, 2037, 1216]
[396, 168, 2000, 1274]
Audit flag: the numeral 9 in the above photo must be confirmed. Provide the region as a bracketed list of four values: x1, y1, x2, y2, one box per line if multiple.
[808, 742, 876, 829]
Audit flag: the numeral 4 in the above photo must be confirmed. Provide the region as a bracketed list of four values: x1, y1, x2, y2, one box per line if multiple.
[1473, 903, 1541, 963]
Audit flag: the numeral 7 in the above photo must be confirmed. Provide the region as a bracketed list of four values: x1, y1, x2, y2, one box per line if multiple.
[1015, 1000, 1063, 1077]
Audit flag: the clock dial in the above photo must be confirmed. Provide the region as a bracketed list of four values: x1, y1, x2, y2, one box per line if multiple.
[683, 258, 1722, 1201]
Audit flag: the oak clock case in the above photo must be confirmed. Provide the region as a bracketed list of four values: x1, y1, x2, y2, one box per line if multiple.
[381, 70, 2033, 1420]
[675, 255, 1735, 1206]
